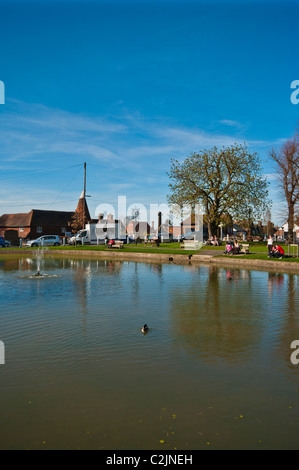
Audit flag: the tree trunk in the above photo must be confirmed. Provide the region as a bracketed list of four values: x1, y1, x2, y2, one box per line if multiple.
[207, 219, 218, 238]
[288, 202, 295, 243]
[207, 220, 213, 239]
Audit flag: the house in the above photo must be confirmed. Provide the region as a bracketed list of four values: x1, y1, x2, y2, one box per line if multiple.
[276, 222, 299, 240]
[232, 223, 247, 239]
[126, 220, 151, 238]
[0, 209, 75, 242]
[96, 213, 127, 240]
[0, 191, 92, 242]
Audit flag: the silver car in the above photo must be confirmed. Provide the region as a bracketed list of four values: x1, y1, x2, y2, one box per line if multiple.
[26, 235, 61, 247]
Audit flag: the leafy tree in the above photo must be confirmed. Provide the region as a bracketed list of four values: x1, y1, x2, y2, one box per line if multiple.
[167, 143, 271, 238]
[269, 135, 299, 242]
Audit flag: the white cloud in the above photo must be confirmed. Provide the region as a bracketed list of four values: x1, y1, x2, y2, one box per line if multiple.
[0, 99, 288, 217]
[219, 119, 243, 128]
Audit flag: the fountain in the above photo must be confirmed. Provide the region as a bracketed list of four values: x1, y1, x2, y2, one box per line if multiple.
[34, 247, 45, 277]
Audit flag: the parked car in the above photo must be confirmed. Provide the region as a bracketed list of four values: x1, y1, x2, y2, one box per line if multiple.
[26, 235, 61, 247]
[0, 236, 5, 248]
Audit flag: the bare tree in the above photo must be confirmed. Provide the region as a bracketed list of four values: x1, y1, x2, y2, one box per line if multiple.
[269, 136, 299, 242]
[263, 208, 272, 236]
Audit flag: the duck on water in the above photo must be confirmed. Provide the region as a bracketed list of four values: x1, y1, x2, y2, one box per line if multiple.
[141, 324, 149, 334]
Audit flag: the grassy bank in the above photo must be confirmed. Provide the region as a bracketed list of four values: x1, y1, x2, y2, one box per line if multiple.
[1, 242, 298, 263]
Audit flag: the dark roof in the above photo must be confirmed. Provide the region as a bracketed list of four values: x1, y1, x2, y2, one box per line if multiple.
[0, 212, 32, 228]
[30, 209, 74, 226]
[76, 196, 91, 222]
[0, 209, 74, 228]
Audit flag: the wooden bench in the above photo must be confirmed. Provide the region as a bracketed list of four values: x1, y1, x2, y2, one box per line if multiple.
[107, 241, 124, 249]
[180, 240, 200, 250]
[240, 243, 249, 254]
[144, 238, 158, 247]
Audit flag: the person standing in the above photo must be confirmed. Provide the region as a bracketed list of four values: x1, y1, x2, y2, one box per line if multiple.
[267, 235, 273, 256]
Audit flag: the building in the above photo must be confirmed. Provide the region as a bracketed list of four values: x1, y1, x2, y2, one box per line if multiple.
[126, 220, 151, 238]
[0, 209, 74, 242]
[276, 222, 299, 241]
[0, 191, 92, 242]
[96, 213, 127, 240]
[75, 190, 91, 224]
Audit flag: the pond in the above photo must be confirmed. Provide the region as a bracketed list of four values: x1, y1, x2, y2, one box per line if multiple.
[0, 255, 298, 450]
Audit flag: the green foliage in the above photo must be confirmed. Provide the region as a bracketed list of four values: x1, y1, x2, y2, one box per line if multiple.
[167, 143, 271, 236]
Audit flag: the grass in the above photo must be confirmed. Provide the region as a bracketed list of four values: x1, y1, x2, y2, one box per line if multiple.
[2, 242, 197, 256]
[48, 242, 197, 255]
[222, 253, 299, 263]
[2, 242, 299, 262]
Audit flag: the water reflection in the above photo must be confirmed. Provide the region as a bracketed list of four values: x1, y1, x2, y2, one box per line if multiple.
[0, 257, 299, 450]
[169, 266, 262, 363]
[272, 274, 299, 376]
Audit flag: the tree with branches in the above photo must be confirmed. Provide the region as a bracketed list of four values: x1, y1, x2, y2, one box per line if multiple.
[167, 143, 271, 238]
[269, 135, 299, 242]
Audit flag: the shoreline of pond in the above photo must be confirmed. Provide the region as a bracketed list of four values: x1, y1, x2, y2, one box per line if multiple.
[1, 248, 299, 274]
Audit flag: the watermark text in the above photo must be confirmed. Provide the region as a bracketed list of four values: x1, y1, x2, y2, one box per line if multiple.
[0, 80, 4, 104]
[290, 80, 299, 104]
[0, 340, 5, 364]
[290, 340, 299, 365]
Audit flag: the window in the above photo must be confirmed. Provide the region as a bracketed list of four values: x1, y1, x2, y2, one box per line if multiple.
[37, 226, 42, 233]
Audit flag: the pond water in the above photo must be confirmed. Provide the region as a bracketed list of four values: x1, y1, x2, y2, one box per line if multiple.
[0, 255, 299, 450]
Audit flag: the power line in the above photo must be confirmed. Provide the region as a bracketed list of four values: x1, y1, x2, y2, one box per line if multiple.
[47, 165, 83, 206]
[0, 163, 83, 185]
[0, 199, 78, 209]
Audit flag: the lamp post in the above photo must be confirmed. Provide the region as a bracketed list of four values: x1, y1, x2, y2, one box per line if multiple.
[218, 222, 223, 241]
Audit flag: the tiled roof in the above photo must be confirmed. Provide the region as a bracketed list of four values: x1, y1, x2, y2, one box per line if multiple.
[0, 209, 74, 228]
[76, 197, 91, 222]
[0, 212, 32, 227]
[30, 209, 74, 226]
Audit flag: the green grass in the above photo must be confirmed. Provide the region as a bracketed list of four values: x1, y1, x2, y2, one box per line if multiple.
[47, 242, 197, 255]
[2, 242, 298, 262]
[221, 253, 299, 263]
[3, 242, 196, 255]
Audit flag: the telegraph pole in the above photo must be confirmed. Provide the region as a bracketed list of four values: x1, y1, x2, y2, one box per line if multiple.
[83, 162, 86, 228]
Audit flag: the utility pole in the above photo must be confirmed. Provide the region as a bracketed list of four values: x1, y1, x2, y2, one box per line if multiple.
[83, 162, 86, 229]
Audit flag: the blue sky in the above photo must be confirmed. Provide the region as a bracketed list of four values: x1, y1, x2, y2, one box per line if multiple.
[0, 0, 298, 225]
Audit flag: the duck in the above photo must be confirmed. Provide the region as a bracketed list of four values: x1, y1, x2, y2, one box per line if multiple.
[141, 324, 149, 333]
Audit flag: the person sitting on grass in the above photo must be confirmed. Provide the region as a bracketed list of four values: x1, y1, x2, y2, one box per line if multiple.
[270, 244, 285, 259]
[211, 236, 219, 246]
[225, 241, 233, 255]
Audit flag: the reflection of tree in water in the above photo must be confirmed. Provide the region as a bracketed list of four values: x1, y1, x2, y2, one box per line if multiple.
[273, 274, 299, 376]
[151, 263, 163, 282]
[169, 265, 263, 364]
[267, 272, 285, 298]
[1, 257, 33, 272]
[68, 259, 118, 331]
